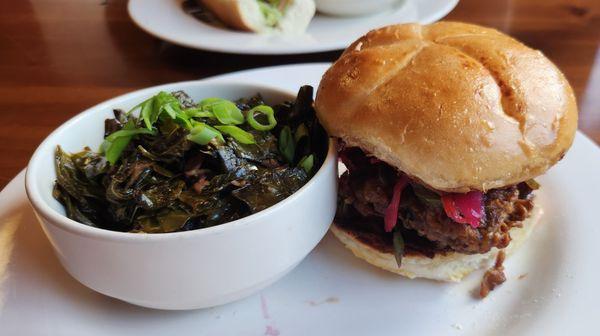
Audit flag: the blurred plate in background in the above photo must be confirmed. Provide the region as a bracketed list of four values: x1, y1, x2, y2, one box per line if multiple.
[127, 0, 459, 55]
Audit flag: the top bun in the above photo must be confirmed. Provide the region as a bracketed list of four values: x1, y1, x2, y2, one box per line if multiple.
[315, 22, 577, 192]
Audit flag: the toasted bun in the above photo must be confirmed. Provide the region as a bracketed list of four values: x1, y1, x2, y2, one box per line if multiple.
[330, 204, 542, 282]
[200, 0, 315, 34]
[315, 22, 577, 192]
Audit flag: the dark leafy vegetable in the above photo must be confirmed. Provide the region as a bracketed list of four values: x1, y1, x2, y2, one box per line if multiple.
[53, 86, 327, 233]
[229, 130, 278, 165]
[412, 184, 442, 207]
[232, 167, 307, 212]
[392, 229, 405, 267]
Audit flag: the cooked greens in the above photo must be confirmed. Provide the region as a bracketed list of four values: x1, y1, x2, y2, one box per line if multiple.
[53, 86, 327, 233]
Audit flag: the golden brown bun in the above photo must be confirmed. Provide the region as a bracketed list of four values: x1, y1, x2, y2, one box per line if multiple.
[315, 22, 578, 192]
[330, 204, 543, 282]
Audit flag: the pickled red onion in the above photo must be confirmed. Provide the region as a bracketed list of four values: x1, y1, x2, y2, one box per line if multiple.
[441, 191, 484, 228]
[384, 176, 409, 232]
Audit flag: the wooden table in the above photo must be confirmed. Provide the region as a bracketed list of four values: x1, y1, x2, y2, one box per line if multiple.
[0, 0, 598, 188]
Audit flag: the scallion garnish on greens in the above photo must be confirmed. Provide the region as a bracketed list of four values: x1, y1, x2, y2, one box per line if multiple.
[112, 91, 280, 165]
[247, 105, 277, 131]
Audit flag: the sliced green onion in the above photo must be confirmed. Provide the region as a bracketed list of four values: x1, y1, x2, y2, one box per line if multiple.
[184, 107, 214, 119]
[199, 98, 244, 125]
[127, 96, 153, 115]
[156, 92, 194, 129]
[187, 122, 224, 145]
[104, 128, 155, 143]
[247, 105, 277, 131]
[104, 139, 130, 165]
[174, 113, 193, 130]
[214, 125, 256, 145]
[298, 154, 314, 174]
[155, 92, 179, 116]
[130, 92, 193, 130]
[279, 126, 295, 164]
[392, 229, 405, 267]
[163, 103, 178, 119]
[140, 98, 155, 130]
[198, 97, 222, 108]
[102, 122, 155, 165]
[131, 91, 197, 131]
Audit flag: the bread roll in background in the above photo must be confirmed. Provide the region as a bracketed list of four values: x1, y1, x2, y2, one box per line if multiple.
[200, 0, 266, 32]
[315, 22, 578, 193]
[199, 0, 315, 34]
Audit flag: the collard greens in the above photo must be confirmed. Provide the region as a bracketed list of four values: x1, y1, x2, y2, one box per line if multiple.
[53, 86, 327, 233]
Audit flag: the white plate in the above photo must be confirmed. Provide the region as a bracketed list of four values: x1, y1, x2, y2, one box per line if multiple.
[127, 0, 458, 55]
[1, 63, 599, 335]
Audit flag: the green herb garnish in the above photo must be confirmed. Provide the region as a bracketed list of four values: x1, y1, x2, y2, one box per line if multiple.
[199, 98, 244, 125]
[101, 121, 156, 165]
[110, 93, 272, 163]
[247, 105, 277, 131]
[130, 91, 192, 131]
[215, 125, 256, 145]
[184, 107, 214, 119]
[187, 122, 224, 145]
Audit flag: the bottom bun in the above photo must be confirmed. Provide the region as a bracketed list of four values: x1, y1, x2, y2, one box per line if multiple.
[330, 204, 543, 282]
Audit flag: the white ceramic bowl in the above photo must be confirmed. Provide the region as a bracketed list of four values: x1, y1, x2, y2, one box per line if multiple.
[316, 0, 404, 16]
[25, 81, 337, 310]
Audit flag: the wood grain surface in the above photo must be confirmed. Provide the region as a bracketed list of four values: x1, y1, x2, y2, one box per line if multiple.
[0, 0, 598, 187]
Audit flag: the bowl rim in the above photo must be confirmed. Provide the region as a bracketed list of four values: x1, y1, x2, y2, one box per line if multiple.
[25, 79, 337, 242]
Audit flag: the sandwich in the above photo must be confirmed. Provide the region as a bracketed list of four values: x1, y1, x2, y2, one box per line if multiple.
[199, 0, 315, 34]
[314, 22, 578, 282]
